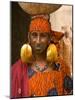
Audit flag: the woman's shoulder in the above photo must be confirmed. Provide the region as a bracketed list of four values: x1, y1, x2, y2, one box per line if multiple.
[11, 59, 28, 73]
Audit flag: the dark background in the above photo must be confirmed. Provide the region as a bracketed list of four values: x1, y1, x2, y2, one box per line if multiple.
[11, 2, 31, 65]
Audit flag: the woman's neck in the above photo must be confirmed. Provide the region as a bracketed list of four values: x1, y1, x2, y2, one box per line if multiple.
[33, 52, 46, 62]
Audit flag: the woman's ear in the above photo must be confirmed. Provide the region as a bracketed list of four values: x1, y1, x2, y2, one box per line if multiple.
[28, 32, 30, 44]
[48, 35, 51, 44]
[48, 39, 51, 43]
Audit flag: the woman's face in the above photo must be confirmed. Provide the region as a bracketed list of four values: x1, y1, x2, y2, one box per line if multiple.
[28, 31, 50, 54]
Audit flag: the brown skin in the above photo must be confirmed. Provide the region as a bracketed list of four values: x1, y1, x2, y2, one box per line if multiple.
[29, 31, 50, 53]
[28, 30, 52, 71]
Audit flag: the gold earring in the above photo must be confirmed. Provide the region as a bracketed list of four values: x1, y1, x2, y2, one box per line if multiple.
[20, 43, 32, 63]
[47, 44, 58, 62]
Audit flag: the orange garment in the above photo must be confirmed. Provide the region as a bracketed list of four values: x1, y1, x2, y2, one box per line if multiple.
[57, 56, 71, 77]
[28, 71, 63, 96]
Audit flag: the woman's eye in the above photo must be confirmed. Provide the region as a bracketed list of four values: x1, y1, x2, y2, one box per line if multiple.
[41, 34, 46, 37]
[31, 32, 37, 37]
[40, 33, 48, 38]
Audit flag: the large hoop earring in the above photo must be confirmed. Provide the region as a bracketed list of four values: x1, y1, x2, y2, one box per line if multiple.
[46, 43, 58, 63]
[20, 43, 32, 63]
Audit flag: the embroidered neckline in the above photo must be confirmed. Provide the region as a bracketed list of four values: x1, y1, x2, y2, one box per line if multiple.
[35, 64, 48, 72]
[28, 64, 48, 78]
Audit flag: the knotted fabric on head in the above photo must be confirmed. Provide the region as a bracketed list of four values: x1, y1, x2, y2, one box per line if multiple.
[29, 15, 51, 33]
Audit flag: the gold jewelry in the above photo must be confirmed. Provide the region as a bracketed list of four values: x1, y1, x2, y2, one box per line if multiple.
[20, 43, 58, 64]
[20, 43, 32, 63]
[47, 44, 58, 62]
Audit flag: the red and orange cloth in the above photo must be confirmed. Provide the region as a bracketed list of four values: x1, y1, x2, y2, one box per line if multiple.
[11, 56, 71, 98]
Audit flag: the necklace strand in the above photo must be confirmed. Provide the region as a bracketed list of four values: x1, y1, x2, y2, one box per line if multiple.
[35, 64, 48, 72]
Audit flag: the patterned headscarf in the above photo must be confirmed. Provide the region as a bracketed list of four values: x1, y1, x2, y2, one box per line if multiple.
[29, 16, 51, 33]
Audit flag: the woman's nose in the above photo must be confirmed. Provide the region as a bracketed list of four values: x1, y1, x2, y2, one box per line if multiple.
[36, 36, 40, 44]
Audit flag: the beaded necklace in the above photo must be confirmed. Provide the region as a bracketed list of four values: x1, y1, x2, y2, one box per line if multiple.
[35, 64, 48, 72]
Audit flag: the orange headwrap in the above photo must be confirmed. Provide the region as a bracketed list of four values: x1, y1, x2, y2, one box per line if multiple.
[29, 17, 51, 33]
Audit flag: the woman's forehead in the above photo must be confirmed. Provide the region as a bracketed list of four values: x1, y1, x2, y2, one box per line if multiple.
[29, 30, 50, 35]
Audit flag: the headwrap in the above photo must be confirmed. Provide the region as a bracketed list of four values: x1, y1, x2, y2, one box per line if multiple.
[29, 16, 51, 33]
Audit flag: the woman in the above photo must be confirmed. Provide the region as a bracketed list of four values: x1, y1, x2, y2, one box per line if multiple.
[11, 16, 72, 98]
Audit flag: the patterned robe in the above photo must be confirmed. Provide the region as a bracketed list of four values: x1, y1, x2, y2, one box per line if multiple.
[11, 58, 72, 98]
